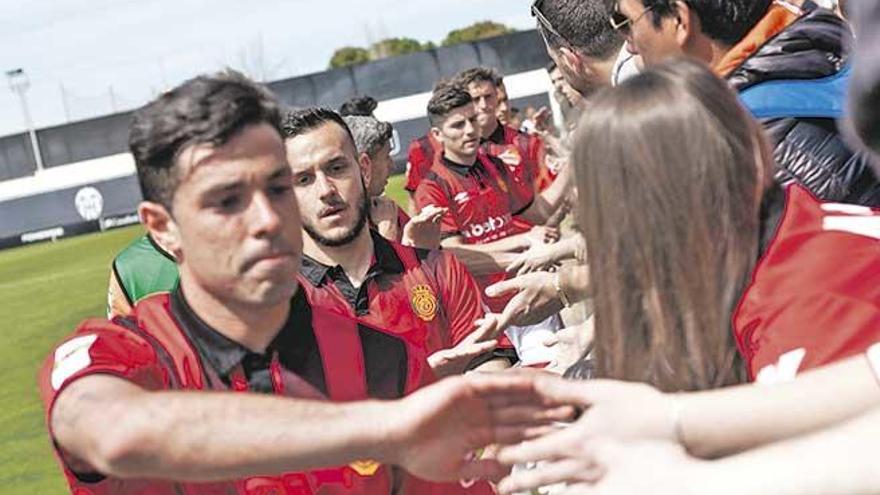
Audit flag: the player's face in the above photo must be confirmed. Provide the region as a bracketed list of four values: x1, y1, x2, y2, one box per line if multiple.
[168, 123, 301, 307]
[496, 83, 512, 125]
[286, 122, 369, 247]
[435, 105, 480, 162]
[367, 141, 393, 198]
[467, 80, 499, 137]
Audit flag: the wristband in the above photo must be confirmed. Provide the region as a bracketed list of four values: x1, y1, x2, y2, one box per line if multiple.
[554, 272, 572, 307]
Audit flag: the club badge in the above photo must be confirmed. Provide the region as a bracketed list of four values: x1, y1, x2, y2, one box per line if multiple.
[410, 284, 438, 322]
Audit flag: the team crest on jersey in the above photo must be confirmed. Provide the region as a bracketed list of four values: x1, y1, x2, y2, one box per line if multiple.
[410, 284, 438, 322]
[496, 147, 522, 167]
[349, 460, 381, 477]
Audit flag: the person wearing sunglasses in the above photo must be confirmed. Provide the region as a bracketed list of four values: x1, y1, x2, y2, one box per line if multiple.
[530, 0, 632, 96]
[608, 0, 880, 206]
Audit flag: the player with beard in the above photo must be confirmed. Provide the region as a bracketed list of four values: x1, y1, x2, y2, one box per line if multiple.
[284, 108, 513, 380]
[342, 115, 446, 250]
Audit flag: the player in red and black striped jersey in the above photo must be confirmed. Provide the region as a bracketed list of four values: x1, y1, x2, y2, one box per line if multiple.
[414, 84, 573, 364]
[456, 67, 557, 198]
[39, 72, 569, 495]
[284, 108, 509, 381]
[404, 132, 441, 195]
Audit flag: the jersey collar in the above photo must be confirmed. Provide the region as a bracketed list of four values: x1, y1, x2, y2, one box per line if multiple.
[299, 229, 405, 288]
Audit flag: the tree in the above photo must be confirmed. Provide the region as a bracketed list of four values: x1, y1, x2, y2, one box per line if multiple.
[442, 21, 515, 47]
[329, 47, 371, 69]
[370, 37, 429, 59]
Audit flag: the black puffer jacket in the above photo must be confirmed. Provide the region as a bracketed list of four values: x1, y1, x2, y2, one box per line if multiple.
[728, 7, 880, 206]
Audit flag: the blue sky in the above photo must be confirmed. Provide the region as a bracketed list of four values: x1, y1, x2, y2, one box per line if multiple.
[0, 0, 535, 136]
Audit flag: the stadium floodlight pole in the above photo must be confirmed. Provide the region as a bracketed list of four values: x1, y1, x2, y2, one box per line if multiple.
[6, 68, 45, 174]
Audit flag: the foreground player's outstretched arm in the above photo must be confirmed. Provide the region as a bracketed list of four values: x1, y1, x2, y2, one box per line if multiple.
[51, 372, 570, 483]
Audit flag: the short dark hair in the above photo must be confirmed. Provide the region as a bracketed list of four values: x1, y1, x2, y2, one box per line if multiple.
[644, 0, 771, 46]
[338, 95, 378, 117]
[129, 70, 281, 210]
[342, 115, 394, 158]
[427, 85, 473, 127]
[281, 107, 355, 145]
[537, 0, 623, 59]
[455, 67, 503, 89]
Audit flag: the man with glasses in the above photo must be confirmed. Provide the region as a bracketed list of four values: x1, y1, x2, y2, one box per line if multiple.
[531, 0, 634, 95]
[609, 0, 880, 206]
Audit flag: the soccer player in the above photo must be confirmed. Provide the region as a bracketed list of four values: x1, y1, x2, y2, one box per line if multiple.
[414, 85, 572, 364]
[455, 67, 554, 196]
[41, 71, 568, 495]
[342, 114, 446, 250]
[284, 108, 510, 379]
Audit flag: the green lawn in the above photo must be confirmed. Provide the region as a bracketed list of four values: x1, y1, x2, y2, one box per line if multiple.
[0, 225, 144, 494]
[0, 174, 409, 494]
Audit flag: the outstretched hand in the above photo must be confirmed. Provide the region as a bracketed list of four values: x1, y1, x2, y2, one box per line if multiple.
[427, 315, 507, 377]
[385, 373, 575, 482]
[402, 204, 447, 250]
[493, 376, 681, 492]
[485, 272, 564, 329]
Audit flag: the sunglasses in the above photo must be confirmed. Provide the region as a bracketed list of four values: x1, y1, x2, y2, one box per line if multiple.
[609, 3, 656, 34]
[531, 0, 566, 42]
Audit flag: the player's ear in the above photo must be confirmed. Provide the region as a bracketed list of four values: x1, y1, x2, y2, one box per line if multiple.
[358, 152, 373, 188]
[430, 127, 443, 144]
[139, 201, 181, 260]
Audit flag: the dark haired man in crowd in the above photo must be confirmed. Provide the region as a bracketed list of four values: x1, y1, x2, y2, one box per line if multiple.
[531, 0, 633, 95]
[608, 0, 879, 205]
[41, 71, 566, 494]
[415, 84, 572, 365]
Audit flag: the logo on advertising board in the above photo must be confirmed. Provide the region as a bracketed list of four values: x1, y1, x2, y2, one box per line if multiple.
[74, 187, 104, 221]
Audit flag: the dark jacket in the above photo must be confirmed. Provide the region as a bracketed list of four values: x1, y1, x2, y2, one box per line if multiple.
[728, 6, 880, 206]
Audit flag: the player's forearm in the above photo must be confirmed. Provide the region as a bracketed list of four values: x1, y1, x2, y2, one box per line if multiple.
[679, 355, 880, 459]
[698, 406, 880, 495]
[59, 381, 396, 482]
[442, 234, 531, 275]
[443, 246, 518, 275]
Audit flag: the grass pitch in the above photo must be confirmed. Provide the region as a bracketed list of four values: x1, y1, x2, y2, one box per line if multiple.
[0, 174, 410, 494]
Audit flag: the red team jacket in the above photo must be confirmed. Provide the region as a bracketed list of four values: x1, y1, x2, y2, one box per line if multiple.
[404, 134, 441, 193]
[405, 125, 551, 196]
[734, 185, 880, 382]
[298, 230, 486, 358]
[38, 288, 482, 495]
[413, 152, 533, 314]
